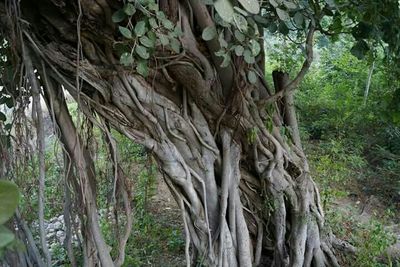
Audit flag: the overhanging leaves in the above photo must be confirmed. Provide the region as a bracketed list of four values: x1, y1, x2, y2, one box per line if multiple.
[237, 0, 260, 14]
[202, 26, 217, 41]
[214, 0, 235, 23]
[112, 9, 126, 23]
[0, 180, 19, 225]
[0, 225, 14, 248]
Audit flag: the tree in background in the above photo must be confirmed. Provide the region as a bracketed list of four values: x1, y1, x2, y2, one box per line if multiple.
[0, 0, 399, 266]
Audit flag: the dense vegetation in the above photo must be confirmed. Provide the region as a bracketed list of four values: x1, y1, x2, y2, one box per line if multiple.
[0, 0, 400, 266]
[295, 38, 400, 266]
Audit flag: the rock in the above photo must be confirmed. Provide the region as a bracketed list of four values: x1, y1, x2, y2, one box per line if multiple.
[56, 230, 64, 238]
[359, 195, 385, 223]
[58, 215, 64, 222]
[386, 243, 400, 261]
[383, 224, 400, 262]
[46, 232, 55, 239]
[361, 195, 383, 215]
[47, 225, 55, 233]
[53, 221, 62, 230]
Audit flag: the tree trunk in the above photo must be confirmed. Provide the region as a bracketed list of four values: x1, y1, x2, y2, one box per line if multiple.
[363, 60, 375, 105]
[0, 0, 340, 266]
[62, 152, 77, 267]
[23, 45, 52, 267]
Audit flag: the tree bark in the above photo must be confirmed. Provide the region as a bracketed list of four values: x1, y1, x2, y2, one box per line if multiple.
[0, 0, 340, 266]
[62, 152, 77, 267]
[23, 45, 52, 267]
[42, 76, 114, 266]
[363, 60, 375, 105]
[273, 71, 302, 150]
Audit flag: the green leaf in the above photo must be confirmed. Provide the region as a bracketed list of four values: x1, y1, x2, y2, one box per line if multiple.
[214, 13, 231, 27]
[243, 49, 255, 64]
[215, 50, 225, 57]
[0, 225, 14, 248]
[202, 26, 217, 41]
[276, 8, 289, 21]
[234, 45, 245, 56]
[233, 13, 248, 32]
[134, 21, 147, 37]
[123, 3, 136, 16]
[112, 9, 126, 23]
[325, 0, 336, 7]
[214, 49, 226, 57]
[5, 98, 14, 108]
[119, 26, 133, 39]
[136, 60, 149, 77]
[156, 11, 166, 20]
[269, 0, 279, 7]
[148, 2, 159, 11]
[247, 70, 257, 84]
[158, 34, 169, 46]
[161, 19, 174, 30]
[237, 0, 260, 14]
[120, 52, 134, 66]
[283, 0, 297, 9]
[135, 45, 150, 59]
[170, 37, 181, 53]
[294, 12, 304, 28]
[268, 22, 278, 33]
[247, 17, 258, 32]
[278, 21, 289, 35]
[0, 112, 6, 122]
[147, 31, 157, 43]
[254, 15, 270, 27]
[173, 26, 183, 37]
[4, 123, 12, 131]
[234, 30, 246, 42]
[234, 6, 248, 16]
[149, 18, 158, 28]
[249, 39, 261, 56]
[139, 36, 155, 48]
[218, 32, 228, 48]
[0, 180, 19, 225]
[220, 54, 231, 67]
[214, 0, 235, 23]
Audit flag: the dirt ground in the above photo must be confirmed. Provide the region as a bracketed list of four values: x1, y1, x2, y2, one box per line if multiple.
[147, 176, 186, 266]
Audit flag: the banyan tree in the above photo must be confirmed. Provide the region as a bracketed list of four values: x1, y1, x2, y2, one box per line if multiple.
[0, 0, 399, 266]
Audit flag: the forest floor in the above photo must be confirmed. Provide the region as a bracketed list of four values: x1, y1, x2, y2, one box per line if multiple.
[331, 195, 400, 263]
[339, 170, 400, 263]
[142, 175, 186, 266]
[145, 149, 400, 266]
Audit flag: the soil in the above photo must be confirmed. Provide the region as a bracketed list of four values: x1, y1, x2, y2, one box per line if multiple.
[146, 175, 186, 267]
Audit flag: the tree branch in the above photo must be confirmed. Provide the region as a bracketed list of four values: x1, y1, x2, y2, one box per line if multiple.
[185, 0, 234, 97]
[257, 22, 315, 108]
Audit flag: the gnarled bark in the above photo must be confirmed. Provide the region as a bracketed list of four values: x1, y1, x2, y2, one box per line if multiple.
[0, 0, 341, 266]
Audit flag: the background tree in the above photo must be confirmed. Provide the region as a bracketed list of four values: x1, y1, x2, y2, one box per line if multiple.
[0, 0, 399, 266]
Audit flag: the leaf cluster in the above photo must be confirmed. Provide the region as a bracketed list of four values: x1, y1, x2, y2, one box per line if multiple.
[112, 0, 183, 76]
[0, 181, 20, 252]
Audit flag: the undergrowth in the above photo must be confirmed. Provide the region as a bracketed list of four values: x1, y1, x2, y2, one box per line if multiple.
[305, 139, 398, 266]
